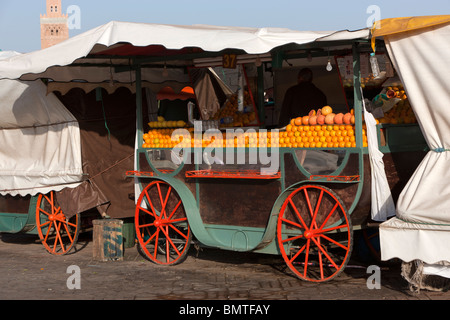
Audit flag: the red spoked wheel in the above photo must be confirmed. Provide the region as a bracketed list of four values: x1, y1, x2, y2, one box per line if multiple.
[135, 180, 192, 265]
[277, 185, 353, 282]
[36, 191, 80, 255]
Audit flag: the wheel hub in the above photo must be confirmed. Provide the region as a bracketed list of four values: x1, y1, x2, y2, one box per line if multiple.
[304, 230, 315, 239]
[154, 219, 166, 228]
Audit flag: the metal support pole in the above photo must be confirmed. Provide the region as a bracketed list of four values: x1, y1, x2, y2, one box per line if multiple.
[135, 63, 143, 142]
[257, 65, 265, 128]
[352, 43, 363, 149]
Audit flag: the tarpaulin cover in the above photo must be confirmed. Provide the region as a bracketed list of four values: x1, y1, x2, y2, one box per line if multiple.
[55, 87, 146, 219]
[0, 52, 83, 197]
[379, 21, 450, 264]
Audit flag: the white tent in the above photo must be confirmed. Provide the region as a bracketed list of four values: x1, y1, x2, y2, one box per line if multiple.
[0, 21, 369, 83]
[372, 16, 450, 281]
[0, 52, 83, 197]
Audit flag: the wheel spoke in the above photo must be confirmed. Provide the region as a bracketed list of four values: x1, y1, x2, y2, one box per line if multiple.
[168, 224, 189, 240]
[318, 203, 339, 231]
[144, 189, 157, 216]
[289, 242, 307, 264]
[310, 189, 324, 229]
[319, 233, 349, 251]
[167, 200, 182, 221]
[311, 236, 339, 270]
[303, 239, 311, 278]
[138, 222, 155, 229]
[288, 198, 309, 231]
[280, 217, 305, 230]
[281, 234, 304, 244]
[153, 228, 160, 258]
[38, 207, 51, 217]
[161, 186, 172, 218]
[159, 225, 181, 256]
[303, 188, 315, 218]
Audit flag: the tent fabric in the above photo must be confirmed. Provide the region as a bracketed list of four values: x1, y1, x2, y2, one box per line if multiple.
[370, 15, 450, 51]
[0, 78, 83, 196]
[379, 23, 450, 263]
[46, 80, 191, 97]
[362, 97, 396, 222]
[0, 21, 369, 81]
[54, 87, 144, 219]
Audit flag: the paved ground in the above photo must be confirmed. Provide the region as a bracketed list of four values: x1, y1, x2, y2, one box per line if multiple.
[0, 231, 448, 306]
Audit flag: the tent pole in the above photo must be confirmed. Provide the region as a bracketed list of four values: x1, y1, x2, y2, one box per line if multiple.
[352, 43, 363, 149]
[135, 63, 144, 142]
[257, 65, 266, 128]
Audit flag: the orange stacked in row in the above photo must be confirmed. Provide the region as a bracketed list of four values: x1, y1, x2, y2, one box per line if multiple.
[284, 106, 367, 148]
[142, 106, 368, 149]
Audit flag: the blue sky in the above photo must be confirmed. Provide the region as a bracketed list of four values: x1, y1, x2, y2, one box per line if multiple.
[1, 0, 449, 53]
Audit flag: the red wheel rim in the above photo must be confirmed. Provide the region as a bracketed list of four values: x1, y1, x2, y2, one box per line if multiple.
[135, 181, 191, 265]
[36, 192, 79, 255]
[277, 185, 352, 282]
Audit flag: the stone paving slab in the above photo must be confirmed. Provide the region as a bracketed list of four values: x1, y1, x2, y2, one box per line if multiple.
[0, 232, 449, 303]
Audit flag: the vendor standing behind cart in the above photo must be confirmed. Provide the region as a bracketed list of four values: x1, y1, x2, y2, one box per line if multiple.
[278, 68, 327, 127]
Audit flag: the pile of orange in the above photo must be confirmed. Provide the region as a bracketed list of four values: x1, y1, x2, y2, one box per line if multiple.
[142, 126, 368, 149]
[282, 122, 367, 148]
[212, 92, 258, 128]
[143, 129, 277, 149]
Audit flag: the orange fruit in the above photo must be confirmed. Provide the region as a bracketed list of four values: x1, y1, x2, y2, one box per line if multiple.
[302, 116, 310, 125]
[322, 106, 333, 116]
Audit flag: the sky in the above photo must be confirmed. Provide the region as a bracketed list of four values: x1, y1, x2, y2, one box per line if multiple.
[0, 0, 449, 53]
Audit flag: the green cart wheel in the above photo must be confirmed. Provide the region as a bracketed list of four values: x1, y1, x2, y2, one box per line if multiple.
[277, 184, 353, 282]
[36, 191, 80, 255]
[135, 180, 192, 265]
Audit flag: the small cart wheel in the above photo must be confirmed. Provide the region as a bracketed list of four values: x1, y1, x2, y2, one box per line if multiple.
[277, 185, 353, 282]
[36, 191, 80, 255]
[135, 180, 192, 265]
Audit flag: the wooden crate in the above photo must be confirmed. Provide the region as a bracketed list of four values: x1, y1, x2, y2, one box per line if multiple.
[93, 219, 124, 261]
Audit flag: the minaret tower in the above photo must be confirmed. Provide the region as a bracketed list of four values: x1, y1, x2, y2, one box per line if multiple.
[40, 0, 69, 49]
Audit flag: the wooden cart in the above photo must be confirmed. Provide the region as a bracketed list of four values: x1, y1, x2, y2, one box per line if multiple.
[0, 26, 427, 281]
[127, 42, 427, 282]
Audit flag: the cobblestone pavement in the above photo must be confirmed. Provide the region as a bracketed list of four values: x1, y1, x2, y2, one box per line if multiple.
[0, 232, 449, 304]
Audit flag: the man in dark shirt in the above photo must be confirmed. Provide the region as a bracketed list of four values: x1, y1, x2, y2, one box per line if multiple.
[278, 68, 327, 127]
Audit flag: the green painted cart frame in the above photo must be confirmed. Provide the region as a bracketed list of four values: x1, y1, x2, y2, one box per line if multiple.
[0, 40, 427, 281]
[127, 42, 427, 282]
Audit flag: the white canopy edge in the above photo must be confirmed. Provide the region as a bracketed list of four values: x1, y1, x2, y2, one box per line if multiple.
[0, 21, 369, 81]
